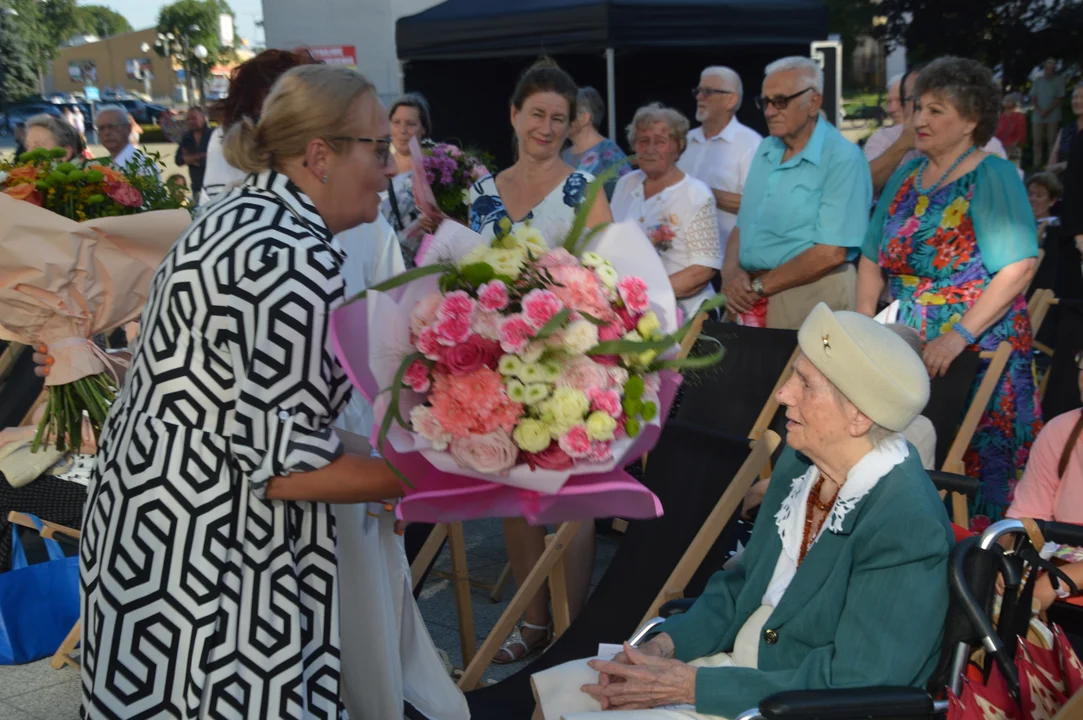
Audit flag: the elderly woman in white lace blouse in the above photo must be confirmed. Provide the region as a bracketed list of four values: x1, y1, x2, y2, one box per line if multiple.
[611, 103, 722, 319]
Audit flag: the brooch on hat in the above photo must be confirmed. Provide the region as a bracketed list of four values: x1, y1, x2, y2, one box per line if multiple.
[822, 334, 830, 350]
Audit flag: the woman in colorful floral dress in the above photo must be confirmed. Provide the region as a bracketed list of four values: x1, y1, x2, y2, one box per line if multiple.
[858, 57, 1041, 530]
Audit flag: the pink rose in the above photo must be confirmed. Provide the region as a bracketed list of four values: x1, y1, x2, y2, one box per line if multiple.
[444, 335, 502, 376]
[615, 306, 640, 332]
[439, 290, 475, 321]
[524, 443, 574, 471]
[536, 248, 579, 269]
[498, 314, 534, 354]
[478, 280, 510, 311]
[449, 432, 519, 474]
[588, 388, 622, 418]
[472, 310, 502, 341]
[557, 356, 613, 392]
[593, 354, 619, 366]
[105, 181, 143, 208]
[558, 425, 592, 458]
[411, 293, 444, 336]
[416, 326, 445, 361]
[548, 265, 617, 322]
[617, 276, 650, 314]
[435, 315, 472, 346]
[521, 289, 564, 329]
[599, 323, 623, 342]
[403, 359, 432, 392]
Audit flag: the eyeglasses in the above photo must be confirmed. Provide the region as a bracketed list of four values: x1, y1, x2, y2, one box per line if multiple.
[692, 86, 733, 98]
[754, 87, 815, 111]
[330, 136, 393, 165]
[95, 123, 129, 133]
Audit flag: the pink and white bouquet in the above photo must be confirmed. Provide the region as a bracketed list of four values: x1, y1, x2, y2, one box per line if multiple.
[330, 176, 724, 521]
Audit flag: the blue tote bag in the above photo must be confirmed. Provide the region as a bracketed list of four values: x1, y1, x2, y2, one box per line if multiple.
[0, 514, 80, 664]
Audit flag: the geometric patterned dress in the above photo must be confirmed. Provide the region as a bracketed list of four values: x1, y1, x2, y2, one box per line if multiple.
[80, 171, 351, 718]
[867, 157, 1043, 530]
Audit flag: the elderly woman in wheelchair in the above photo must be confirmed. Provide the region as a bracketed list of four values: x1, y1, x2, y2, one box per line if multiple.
[531, 303, 955, 720]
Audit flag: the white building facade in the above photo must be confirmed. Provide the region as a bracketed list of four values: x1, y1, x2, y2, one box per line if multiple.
[261, 0, 441, 102]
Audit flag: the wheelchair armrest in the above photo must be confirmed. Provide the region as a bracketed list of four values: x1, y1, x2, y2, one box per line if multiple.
[928, 470, 979, 499]
[1036, 520, 1083, 547]
[757, 687, 937, 719]
[659, 597, 696, 618]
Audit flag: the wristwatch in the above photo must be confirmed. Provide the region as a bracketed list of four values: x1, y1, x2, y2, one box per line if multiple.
[750, 278, 765, 297]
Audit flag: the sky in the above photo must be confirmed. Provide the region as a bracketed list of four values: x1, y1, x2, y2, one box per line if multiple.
[78, 0, 266, 46]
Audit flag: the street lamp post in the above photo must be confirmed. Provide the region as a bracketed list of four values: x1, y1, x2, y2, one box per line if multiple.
[193, 45, 208, 105]
[0, 6, 19, 134]
[139, 42, 154, 100]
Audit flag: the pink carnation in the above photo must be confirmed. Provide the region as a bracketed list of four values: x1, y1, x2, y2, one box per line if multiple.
[536, 248, 579, 269]
[523, 443, 574, 471]
[556, 356, 613, 392]
[498, 314, 534, 354]
[548, 265, 618, 323]
[588, 441, 612, 462]
[617, 276, 650, 314]
[430, 368, 523, 437]
[615, 305, 640, 332]
[416, 326, 445, 361]
[472, 310, 502, 341]
[444, 335, 502, 376]
[435, 315, 473, 346]
[558, 425, 592, 459]
[449, 432, 518, 474]
[404, 360, 432, 392]
[521, 289, 564, 329]
[411, 293, 444, 336]
[477, 281, 510, 311]
[588, 388, 622, 418]
[439, 290, 475, 321]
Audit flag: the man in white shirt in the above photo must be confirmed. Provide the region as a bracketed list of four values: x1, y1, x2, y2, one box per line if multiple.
[94, 105, 159, 179]
[677, 66, 762, 260]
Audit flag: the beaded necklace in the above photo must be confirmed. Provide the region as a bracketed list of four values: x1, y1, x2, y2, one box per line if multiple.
[915, 145, 976, 196]
[798, 474, 839, 566]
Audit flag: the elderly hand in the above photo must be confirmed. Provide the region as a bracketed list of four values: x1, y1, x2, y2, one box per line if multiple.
[582, 642, 696, 711]
[923, 330, 968, 377]
[722, 268, 758, 315]
[742, 478, 770, 520]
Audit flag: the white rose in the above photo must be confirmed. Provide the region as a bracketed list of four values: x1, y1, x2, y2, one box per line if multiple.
[562, 319, 599, 355]
[410, 405, 452, 451]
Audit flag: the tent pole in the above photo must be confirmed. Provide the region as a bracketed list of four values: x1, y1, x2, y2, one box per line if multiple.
[605, 47, 616, 141]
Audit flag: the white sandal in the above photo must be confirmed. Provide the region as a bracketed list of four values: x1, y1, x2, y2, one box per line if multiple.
[492, 620, 552, 665]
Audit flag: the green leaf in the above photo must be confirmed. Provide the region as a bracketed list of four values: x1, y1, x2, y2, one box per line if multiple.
[345, 263, 456, 305]
[577, 311, 610, 327]
[376, 352, 424, 489]
[561, 168, 618, 256]
[460, 262, 495, 287]
[587, 336, 677, 356]
[532, 308, 571, 340]
[649, 344, 726, 372]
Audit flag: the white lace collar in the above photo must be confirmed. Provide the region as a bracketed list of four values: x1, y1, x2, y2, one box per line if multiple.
[775, 434, 909, 562]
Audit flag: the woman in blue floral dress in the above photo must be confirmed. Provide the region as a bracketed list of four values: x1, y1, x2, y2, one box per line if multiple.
[858, 57, 1041, 530]
[561, 87, 631, 201]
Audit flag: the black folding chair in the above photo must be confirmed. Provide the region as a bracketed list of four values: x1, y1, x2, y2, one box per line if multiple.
[635, 516, 1083, 720]
[673, 322, 798, 441]
[1042, 301, 1083, 421]
[464, 422, 764, 719]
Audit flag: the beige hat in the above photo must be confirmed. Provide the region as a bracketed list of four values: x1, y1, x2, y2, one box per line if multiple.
[797, 303, 930, 431]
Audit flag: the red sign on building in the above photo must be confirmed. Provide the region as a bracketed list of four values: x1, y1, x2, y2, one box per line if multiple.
[299, 45, 358, 66]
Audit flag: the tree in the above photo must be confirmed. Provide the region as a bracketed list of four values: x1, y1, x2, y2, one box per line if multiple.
[157, 0, 236, 62]
[75, 5, 133, 38]
[6, 0, 79, 89]
[878, 0, 1071, 86]
[823, 0, 879, 90]
[0, 10, 42, 105]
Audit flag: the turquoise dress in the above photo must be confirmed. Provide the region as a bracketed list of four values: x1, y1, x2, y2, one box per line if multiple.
[864, 156, 1042, 529]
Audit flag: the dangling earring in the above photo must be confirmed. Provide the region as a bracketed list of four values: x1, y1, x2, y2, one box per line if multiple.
[322, 175, 329, 184]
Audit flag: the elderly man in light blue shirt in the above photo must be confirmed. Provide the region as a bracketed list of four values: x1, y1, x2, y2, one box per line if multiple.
[722, 57, 872, 330]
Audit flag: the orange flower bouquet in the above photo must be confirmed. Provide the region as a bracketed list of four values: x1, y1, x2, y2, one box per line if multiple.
[0, 147, 190, 451]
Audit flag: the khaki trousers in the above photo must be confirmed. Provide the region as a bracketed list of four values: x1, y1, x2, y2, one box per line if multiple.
[765, 264, 856, 330]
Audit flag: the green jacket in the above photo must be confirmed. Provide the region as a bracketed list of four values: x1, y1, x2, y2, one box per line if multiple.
[659, 445, 953, 718]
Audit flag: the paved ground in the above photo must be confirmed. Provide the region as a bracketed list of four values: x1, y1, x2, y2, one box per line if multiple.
[0, 519, 620, 717]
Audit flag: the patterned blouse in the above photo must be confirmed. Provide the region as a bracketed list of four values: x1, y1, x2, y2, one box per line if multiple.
[468, 171, 593, 246]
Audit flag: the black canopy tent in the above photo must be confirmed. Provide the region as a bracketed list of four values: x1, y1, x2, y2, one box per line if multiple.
[396, 0, 828, 167]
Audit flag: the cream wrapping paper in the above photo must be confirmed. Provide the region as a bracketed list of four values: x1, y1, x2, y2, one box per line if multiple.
[0, 193, 190, 385]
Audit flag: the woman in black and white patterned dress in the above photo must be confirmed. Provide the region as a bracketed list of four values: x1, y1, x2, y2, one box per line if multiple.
[79, 65, 402, 719]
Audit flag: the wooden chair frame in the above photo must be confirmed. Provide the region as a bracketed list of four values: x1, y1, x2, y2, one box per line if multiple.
[6, 511, 82, 670]
[417, 314, 713, 690]
[937, 341, 1013, 527]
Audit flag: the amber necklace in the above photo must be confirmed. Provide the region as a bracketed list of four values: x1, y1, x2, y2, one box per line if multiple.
[798, 474, 839, 566]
